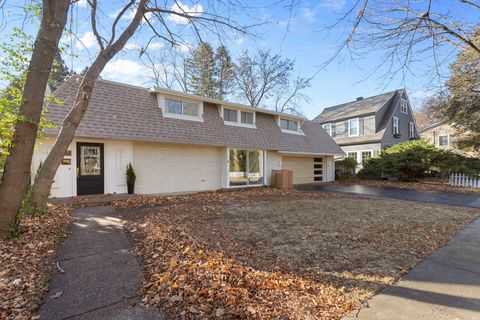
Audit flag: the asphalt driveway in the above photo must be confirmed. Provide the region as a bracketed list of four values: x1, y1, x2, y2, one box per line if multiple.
[297, 183, 480, 209]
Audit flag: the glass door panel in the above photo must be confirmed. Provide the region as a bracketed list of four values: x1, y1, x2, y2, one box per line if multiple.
[248, 150, 264, 185]
[229, 149, 248, 186]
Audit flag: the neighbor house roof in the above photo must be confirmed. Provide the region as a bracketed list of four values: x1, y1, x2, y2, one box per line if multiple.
[44, 76, 344, 156]
[419, 120, 447, 133]
[314, 90, 399, 123]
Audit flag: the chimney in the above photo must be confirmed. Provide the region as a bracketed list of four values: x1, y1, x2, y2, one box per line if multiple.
[356, 97, 363, 101]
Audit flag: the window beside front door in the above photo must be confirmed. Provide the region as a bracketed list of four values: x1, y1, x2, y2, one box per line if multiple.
[229, 149, 264, 186]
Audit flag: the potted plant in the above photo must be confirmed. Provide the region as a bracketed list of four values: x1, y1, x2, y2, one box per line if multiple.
[126, 162, 136, 194]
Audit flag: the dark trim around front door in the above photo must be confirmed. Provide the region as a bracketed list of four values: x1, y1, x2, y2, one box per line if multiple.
[76, 142, 104, 195]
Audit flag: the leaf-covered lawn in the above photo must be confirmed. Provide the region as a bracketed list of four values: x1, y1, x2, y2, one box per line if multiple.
[0, 206, 72, 319]
[121, 188, 480, 319]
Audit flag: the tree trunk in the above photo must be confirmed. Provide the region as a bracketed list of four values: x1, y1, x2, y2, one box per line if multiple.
[0, 0, 70, 236]
[32, 0, 147, 208]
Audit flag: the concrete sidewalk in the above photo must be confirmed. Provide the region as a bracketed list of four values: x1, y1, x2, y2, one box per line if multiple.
[39, 206, 164, 320]
[344, 218, 480, 320]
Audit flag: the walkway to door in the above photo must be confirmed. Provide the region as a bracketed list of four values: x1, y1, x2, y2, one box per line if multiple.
[297, 183, 480, 209]
[39, 206, 164, 320]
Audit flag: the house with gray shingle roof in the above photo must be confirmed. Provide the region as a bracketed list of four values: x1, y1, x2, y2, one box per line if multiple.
[32, 76, 343, 197]
[314, 89, 419, 166]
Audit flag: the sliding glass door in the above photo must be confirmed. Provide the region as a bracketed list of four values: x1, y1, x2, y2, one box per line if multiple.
[229, 149, 264, 186]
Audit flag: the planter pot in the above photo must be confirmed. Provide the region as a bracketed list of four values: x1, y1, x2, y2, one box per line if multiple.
[127, 182, 135, 194]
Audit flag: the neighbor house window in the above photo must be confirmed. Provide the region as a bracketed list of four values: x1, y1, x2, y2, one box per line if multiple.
[165, 98, 199, 117]
[280, 118, 299, 131]
[229, 149, 264, 186]
[347, 152, 357, 162]
[348, 118, 359, 137]
[361, 151, 372, 162]
[223, 108, 238, 122]
[409, 122, 415, 138]
[393, 116, 400, 135]
[438, 134, 450, 147]
[400, 99, 408, 114]
[322, 123, 332, 136]
[241, 111, 254, 125]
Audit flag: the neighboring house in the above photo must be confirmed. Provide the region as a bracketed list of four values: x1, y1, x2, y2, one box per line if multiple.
[420, 120, 479, 157]
[32, 76, 343, 198]
[313, 89, 419, 166]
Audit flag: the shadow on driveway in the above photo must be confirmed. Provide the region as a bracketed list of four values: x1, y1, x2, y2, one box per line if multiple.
[297, 183, 480, 209]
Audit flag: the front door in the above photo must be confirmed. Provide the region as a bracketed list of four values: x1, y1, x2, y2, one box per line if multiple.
[76, 142, 104, 195]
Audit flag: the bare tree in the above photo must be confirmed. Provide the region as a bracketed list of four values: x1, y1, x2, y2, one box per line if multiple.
[141, 45, 189, 92]
[329, 0, 480, 82]
[233, 49, 310, 114]
[0, 0, 70, 236]
[31, 0, 257, 210]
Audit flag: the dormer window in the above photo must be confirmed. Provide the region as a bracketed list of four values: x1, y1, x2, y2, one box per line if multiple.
[400, 98, 408, 114]
[241, 111, 254, 125]
[222, 106, 256, 128]
[166, 98, 199, 116]
[322, 123, 332, 136]
[280, 118, 298, 131]
[158, 95, 203, 122]
[223, 108, 238, 122]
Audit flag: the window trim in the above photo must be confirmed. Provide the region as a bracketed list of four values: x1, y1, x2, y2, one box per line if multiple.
[400, 98, 408, 114]
[221, 106, 256, 128]
[348, 118, 359, 137]
[393, 116, 400, 135]
[158, 94, 204, 122]
[438, 134, 450, 147]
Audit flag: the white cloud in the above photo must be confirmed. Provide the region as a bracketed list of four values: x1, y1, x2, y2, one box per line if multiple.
[125, 42, 141, 50]
[232, 37, 245, 46]
[318, 0, 346, 11]
[149, 42, 164, 50]
[167, 1, 204, 25]
[300, 7, 316, 23]
[76, 32, 97, 49]
[101, 59, 152, 85]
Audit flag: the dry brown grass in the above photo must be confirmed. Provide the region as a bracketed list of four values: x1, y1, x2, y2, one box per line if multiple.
[123, 188, 480, 319]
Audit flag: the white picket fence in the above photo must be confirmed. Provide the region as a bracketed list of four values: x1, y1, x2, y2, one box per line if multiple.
[449, 173, 480, 189]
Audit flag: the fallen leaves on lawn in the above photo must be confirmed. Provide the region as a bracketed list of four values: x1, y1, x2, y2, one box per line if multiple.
[122, 187, 479, 319]
[0, 206, 72, 319]
[123, 188, 357, 319]
[129, 220, 354, 319]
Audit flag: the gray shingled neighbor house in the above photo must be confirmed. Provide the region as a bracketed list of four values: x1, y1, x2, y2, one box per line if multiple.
[32, 76, 343, 197]
[313, 89, 419, 168]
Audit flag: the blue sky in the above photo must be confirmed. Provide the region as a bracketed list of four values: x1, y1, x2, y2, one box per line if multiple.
[1, 0, 477, 119]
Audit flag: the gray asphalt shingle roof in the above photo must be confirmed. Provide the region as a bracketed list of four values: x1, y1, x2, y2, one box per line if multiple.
[314, 90, 398, 123]
[44, 77, 344, 155]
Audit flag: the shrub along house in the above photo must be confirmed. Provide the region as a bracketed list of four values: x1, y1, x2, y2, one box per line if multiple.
[32, 76, 343, 198]
[313, 89, 419, 167]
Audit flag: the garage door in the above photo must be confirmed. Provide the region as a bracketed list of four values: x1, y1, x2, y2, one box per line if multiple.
[282, 156, 314, 184]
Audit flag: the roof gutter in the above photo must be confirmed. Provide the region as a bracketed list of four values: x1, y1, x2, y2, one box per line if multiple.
[278, 151, 345, 157]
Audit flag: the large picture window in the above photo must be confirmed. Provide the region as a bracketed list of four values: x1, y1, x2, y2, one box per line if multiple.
[229, 149, 264, 186]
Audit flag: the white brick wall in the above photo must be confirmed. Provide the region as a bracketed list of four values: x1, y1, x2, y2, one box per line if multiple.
[134, 142, 223, 194]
